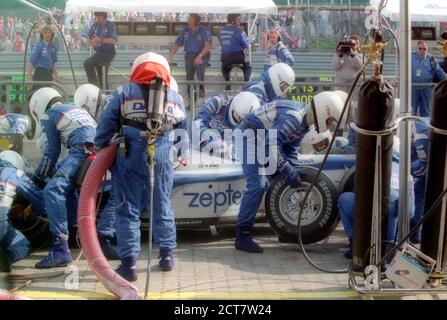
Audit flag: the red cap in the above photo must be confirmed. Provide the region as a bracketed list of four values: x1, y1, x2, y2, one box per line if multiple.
[130, 61, 170, 86]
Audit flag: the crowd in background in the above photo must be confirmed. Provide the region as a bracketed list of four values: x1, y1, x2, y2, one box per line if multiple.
[0, 16, 28, 53]
[0, 8, 378, 54]
[0, 7, 444, 54]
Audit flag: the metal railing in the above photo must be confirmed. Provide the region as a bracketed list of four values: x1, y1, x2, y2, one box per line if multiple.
[176, 80, 248, 122]
[0, 77, 437, 129]
[175, 79, 438, 127]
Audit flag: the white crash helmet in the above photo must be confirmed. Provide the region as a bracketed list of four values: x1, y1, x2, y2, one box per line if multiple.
[302, 127, 332, 154]
[0, 150, 25, 172]
[310, 130, 332, 153]
[333, 90, 348, 104]
[22, 114, 33, 139]
[74, 84, 103, 120]
[267, 63, 295, 97]
[0, 114, 33, 139]
[311, 91, 346, 133]
[131, 51, 171, 75]
[169, 76, 178, 93]
[300, 126, 317, 154]
[228, 92, 260, 127]
[29, 87, 63, 139]
[0, 116, 10, 133]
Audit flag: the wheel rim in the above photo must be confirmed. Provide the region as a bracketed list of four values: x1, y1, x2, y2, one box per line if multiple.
[278, 182, 324, 226]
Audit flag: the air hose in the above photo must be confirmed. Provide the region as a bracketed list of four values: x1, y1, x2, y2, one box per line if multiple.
[0, 289, 26, 300]
[77, 144, 140, 300]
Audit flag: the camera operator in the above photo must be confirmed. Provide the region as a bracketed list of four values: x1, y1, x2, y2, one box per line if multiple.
[331, 35, 364, 95]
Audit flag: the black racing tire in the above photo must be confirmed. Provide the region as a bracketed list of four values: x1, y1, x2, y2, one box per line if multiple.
[265, 166, 340, 244]
[9, 198, 51, 249]
[8, 190, 112, 250]
[338, 167, 356, 194]
[13, 216, 51, 249]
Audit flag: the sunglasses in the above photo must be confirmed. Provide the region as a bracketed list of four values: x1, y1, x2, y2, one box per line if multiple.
[418, 48, 427, 51]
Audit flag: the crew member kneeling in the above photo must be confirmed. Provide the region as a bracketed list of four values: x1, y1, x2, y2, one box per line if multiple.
[0, 151, 45, 272]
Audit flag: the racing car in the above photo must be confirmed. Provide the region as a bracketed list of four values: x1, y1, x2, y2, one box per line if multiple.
[166, 150, 356, 244]
[11, 139, 356, 248]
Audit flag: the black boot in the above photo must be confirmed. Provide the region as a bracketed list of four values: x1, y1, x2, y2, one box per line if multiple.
[116, 257, 138, 282]
[159, 248, 174, 272]
[235, 226, 263, 253]
[98, 236, 119, 260]
[344, 239, 353, 260]
[0, 246, 11, 272]
[68, 225, 80, 249]
[35, 236, 72, 269]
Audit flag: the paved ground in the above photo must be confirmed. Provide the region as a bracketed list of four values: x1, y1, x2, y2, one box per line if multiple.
[1, 223, 447, 300]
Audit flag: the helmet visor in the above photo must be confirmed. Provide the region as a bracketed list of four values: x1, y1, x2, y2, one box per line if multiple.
[279, 81, 291, 95]
[231, 109, 242, 125]
[311, 131, 332, 153]
[326, 117, 339, 133]
[312, 137, 330, 152]
[29, 111, 41, 140]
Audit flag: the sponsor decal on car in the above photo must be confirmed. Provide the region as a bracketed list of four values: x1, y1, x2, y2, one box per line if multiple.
[184, 184, 243, 214]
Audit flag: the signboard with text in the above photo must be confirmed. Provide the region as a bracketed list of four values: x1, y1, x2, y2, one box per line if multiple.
[288, 76, 334, 105]
[0, 75, 28, 114]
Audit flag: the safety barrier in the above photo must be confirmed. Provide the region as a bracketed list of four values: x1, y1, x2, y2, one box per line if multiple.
[0, 51, 402, 78]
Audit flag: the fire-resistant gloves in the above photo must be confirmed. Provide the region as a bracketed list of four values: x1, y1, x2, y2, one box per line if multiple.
[283, 167, 303, 189]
